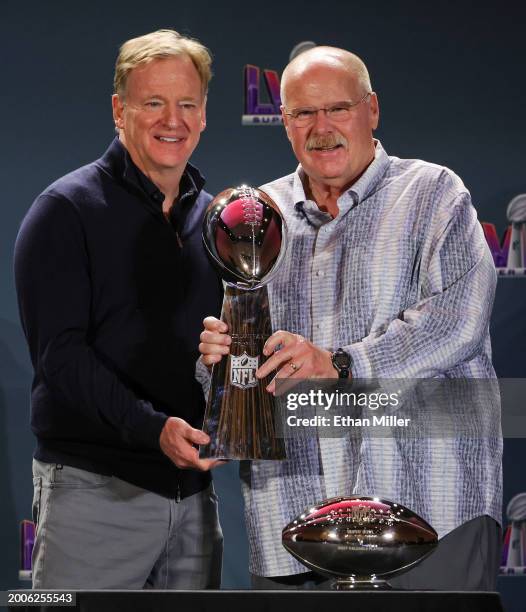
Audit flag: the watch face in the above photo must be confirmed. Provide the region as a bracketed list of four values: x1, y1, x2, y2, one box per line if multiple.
[333, 350, 350, 369]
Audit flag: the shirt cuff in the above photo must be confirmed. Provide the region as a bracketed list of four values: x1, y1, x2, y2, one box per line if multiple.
[346, 341, 373, 380]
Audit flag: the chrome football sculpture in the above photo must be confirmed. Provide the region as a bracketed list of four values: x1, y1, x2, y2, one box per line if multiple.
[199, 186, 287, 460]
[282, 496, 438, 589]
[202, 185, 286, 289]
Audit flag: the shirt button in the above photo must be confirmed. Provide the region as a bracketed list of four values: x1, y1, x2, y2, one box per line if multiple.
[316, 270, 325, 277]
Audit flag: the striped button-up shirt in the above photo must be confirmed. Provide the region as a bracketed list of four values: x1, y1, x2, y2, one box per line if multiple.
[239, 140, 502, 577]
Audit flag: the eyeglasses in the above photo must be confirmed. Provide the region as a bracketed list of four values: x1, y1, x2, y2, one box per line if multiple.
[284, 92, 372, 127]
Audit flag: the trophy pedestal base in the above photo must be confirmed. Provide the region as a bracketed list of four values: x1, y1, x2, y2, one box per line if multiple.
[333, 577, 392, 590]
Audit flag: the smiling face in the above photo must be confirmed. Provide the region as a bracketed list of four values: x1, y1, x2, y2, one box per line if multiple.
[281, 57, 379, 194]
[112, 55, 206, 181]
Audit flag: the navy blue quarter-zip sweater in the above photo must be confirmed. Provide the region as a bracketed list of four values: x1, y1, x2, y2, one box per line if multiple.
[14, 138, 222, 498]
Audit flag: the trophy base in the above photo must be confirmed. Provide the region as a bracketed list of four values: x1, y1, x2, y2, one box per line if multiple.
[332, 577, 391, 590]
[199, 443, 286, 461]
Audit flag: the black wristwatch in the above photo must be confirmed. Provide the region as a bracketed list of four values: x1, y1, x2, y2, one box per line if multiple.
[331, 348, 352, 379]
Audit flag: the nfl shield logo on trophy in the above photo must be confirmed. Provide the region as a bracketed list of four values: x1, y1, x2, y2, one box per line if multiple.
[230, 352, 259, 389]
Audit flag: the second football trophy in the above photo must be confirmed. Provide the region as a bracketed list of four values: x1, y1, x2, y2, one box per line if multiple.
[200, 185, 287, 460]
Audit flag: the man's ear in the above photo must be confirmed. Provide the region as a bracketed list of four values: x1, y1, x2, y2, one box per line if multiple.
[369, 92, 379, 131]
[112, 94, 125, 131]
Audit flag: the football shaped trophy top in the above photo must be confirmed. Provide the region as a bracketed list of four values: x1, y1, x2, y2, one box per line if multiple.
[202, 185, 286, 289]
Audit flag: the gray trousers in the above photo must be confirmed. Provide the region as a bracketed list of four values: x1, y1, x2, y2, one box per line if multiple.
[251, 515, 501, 591]
[32, 460, 223, 589]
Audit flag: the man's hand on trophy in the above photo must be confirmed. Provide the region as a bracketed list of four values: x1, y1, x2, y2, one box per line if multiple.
[256, 330, 337, 395]
[199, 316, 232, 366]
[160, 417, 226, 471]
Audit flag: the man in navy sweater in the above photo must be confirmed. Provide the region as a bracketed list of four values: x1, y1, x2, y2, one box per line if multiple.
[14, 29, 224, 589]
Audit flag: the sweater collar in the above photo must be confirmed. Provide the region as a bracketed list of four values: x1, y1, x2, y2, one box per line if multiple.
[97, 137, 206, 211]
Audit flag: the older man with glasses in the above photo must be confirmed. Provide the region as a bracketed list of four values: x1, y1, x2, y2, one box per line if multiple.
[199, 46, 501, 590]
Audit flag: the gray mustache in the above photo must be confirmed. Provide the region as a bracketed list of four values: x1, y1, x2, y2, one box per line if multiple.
[306, 134, 347, 151]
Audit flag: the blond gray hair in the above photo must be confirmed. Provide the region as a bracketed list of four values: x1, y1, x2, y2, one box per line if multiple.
[114, 29, 212, 97]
